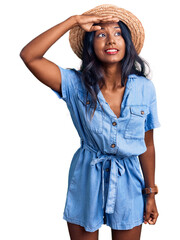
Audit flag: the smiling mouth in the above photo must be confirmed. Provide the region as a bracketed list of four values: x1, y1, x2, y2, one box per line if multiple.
[105, 49, 119, 55]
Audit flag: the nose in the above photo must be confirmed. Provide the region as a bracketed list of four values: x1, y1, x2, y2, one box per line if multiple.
[106, 34, 116, 45]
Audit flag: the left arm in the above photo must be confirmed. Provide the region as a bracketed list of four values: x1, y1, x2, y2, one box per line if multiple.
[139, 129, 159, 225]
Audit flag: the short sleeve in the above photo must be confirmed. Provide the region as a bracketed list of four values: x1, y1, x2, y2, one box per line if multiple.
[145, 81, 161, 132]
[51, 65, 80, 104]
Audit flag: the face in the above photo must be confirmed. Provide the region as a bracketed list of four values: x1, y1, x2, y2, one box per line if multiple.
[93, 22, 126, 65]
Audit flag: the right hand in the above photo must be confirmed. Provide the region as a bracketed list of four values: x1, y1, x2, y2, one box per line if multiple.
[75, 14, 120, 32]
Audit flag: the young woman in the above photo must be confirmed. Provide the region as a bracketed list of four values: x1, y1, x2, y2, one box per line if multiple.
[20, 4, 161, 240]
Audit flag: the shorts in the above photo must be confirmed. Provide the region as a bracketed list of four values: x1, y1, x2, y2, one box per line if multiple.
[62, 153, 146, 232]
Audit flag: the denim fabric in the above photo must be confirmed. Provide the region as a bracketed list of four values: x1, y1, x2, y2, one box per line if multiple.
[51, 66, 161, 232]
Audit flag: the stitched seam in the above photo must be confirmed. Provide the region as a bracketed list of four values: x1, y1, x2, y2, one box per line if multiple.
[63, 215, 103, 231]
[106, 217, 144, 229]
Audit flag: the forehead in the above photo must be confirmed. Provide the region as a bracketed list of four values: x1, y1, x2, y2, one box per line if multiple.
[96, 22, 120, 30]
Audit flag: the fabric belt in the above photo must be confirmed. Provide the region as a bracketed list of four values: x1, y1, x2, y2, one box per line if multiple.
[80, 139, 127, 214]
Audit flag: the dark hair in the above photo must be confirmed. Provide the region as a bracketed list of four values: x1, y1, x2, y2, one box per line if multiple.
[79, 20, 151, 120]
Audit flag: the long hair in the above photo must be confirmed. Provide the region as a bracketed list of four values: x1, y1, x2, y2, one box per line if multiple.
[79, 20, 151, 120]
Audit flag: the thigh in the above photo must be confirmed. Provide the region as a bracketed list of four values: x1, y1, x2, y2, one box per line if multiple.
[67, 222, 99, 240]
[111, 224, 142, 240]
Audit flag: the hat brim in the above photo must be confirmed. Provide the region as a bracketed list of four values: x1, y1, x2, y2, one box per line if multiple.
[69, 4, 145, 59]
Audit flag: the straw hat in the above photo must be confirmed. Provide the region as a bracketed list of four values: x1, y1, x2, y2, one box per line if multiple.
[69, 4, 145, 59]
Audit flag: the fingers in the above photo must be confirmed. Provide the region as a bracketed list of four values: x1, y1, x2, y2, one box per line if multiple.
[90, 25, 102, 31]
[90, 16, 120, 31]
[80, 15, 120, 32]
[149, 212, 159, 225]
[95, 15, 120, 23]
[144, 212, 159, 225]
[144, 211, 151, 224]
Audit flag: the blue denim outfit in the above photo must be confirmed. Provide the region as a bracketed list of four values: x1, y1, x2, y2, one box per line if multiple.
[51, 66, 161, 232]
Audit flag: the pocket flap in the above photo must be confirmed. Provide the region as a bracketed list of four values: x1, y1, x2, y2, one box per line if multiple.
[77, 90, 101, 110]
[130, 105, 149, 116]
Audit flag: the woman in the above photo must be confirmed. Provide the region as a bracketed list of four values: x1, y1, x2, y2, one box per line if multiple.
[20, 4, 161, 240]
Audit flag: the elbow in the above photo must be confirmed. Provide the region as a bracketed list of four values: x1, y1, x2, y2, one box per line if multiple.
[20, 49, 26, 61]
[19, 45, 32, 62]
[19, 49, 27, 62]
[19, 46, 25, 58]
[19, 50, 31, 64]
[19, 50, 24, 58]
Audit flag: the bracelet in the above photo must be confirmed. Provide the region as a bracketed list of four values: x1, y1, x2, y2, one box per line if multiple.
[142, 184, 158, 195]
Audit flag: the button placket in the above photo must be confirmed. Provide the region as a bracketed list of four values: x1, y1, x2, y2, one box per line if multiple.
[112, 121, 117, 126]
[109, 119, 117, 153]
[111, 143, 116, 148]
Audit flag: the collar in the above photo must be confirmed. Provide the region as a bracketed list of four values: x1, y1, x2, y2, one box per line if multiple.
[97, 74, 136, 103]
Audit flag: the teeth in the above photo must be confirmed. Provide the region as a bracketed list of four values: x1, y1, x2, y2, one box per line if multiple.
[106, 49, 118, 52]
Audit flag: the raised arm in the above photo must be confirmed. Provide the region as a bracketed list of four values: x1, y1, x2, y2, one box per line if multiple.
[19, 14, 119, 95]
[19, 16, 78, 95]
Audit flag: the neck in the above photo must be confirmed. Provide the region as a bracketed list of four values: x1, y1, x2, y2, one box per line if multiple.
[101, 63, 123, 90]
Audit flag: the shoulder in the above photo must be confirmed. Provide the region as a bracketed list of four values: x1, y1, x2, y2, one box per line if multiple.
[58, 66, 84, 90]
[59, 66, 81, 80]
[130, 74, 157, 104]
[130, 74, 152, 86]
[131, 74, 156, 93]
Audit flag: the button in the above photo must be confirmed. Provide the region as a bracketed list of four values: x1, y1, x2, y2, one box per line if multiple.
[112, 121, 117, 126]
[86, 100, 90, 105]
[111, 144, 116, 148]
[105, 168, 110, 172]
[141, 110, 144, 115]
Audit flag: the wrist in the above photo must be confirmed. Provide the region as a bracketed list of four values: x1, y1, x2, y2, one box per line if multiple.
[146, 193, 156, 199]
[70, 15, 79, 27]
[142, 184, 158, 196]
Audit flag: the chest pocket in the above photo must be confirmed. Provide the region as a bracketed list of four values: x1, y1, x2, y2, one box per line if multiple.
[77, 90, 103, 134]
[124, 105, 149, 139]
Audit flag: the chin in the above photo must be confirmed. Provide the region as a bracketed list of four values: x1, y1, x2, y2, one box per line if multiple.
[100, 59, 123, 64]
[97, 55, 124, 63]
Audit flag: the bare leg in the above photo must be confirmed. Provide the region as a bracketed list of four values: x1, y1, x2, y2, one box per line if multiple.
[111, 224, 142, 240]
[67, 222, 99, 240]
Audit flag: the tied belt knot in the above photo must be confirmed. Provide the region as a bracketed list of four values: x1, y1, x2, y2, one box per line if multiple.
[81, 140, 126, 214]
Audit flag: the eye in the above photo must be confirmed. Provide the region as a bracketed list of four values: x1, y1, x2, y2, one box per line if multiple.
[96, 31, 121, 38]
[97, 33, 105, 37]
[115, 31, 121, 36]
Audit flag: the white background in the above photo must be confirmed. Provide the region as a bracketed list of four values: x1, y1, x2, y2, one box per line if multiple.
[1, 0, 179, 239]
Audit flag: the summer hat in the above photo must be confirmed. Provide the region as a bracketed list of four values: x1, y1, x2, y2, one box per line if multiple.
[69, 4, 145, 59]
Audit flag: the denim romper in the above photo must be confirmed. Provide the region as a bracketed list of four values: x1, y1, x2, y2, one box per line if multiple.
[51, 65, 161, 232]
